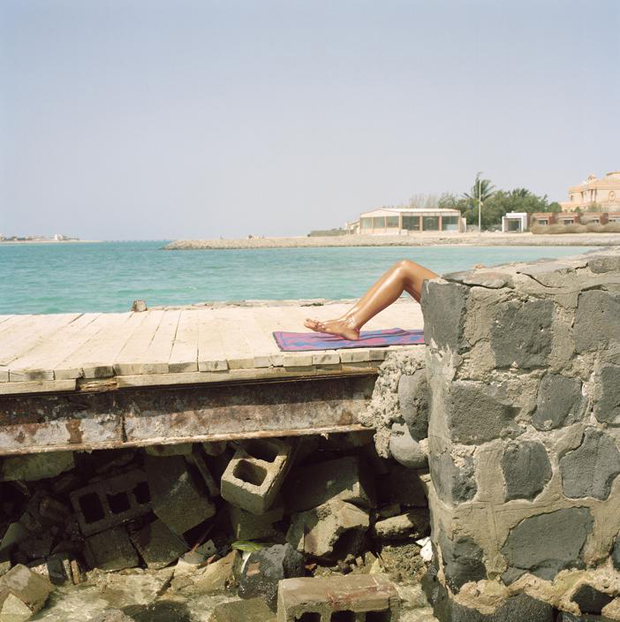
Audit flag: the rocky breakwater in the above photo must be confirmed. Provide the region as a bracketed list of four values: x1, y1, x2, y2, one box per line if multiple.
[418, 247, 620, 621]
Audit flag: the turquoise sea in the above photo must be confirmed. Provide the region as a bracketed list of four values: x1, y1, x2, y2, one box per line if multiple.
[0, 241, 598, 315]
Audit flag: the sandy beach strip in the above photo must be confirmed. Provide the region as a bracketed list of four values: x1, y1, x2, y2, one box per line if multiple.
[164, 232, 620, 250]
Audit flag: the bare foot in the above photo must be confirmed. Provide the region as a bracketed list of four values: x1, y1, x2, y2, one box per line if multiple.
[304, 317, 360, 340]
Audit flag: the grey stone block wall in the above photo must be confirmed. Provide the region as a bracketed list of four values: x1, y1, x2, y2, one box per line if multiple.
[421, 248, 620, 620]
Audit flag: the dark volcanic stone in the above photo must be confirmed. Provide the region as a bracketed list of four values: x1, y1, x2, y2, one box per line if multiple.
[439, 533, 486, 593]
[423, 561, 555, 622]
[421, 281, 469, 352]
[501, 508, 593, 583]
[557, 612, 615, 622]
[490, 299, 554, 369]
[571, 584, 614, 615]
[238, 543, 304, 610]
[501, 440, 552, 501]
[398, 370, 429, 440]
[560, 428, 620, 500]
[444, 381, 522, 445]
[595, 365, 620, 425]
[532, 374, 585, 431]
[574, 291, 620, 353]
[429, 450, 477, 505]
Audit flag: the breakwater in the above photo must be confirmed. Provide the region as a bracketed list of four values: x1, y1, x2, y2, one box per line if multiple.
[164, 232, 620, 250]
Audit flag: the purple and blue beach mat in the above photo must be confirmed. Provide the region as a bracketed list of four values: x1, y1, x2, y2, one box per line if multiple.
[273, 328, 425, 351]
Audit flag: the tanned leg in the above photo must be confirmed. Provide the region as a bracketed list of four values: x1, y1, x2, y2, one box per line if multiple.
[304, 260, 438, 340]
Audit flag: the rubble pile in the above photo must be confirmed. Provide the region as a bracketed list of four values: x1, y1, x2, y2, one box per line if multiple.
[0, 432, 432, 620]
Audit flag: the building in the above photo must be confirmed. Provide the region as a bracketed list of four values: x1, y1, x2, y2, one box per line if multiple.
[348, 207, 466, 235]
[502, 210, 620, 232]
[560, 171, 620, 212]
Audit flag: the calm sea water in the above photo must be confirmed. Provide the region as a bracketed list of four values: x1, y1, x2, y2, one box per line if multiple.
[0, 241, 597, 315]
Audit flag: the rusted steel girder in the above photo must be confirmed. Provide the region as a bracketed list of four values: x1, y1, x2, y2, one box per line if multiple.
[0, 374, 376, 456]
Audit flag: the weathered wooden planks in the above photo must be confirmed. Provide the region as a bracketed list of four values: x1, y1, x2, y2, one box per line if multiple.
[0, 301, 422, 395]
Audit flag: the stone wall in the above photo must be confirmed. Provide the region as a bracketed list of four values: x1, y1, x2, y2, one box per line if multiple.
[419, 248, 620, 620]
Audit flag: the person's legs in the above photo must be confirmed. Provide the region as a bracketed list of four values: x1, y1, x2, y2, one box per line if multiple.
[304, 260, 438, 340]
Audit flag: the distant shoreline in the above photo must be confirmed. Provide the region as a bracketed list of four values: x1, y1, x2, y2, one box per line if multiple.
[164, 232, 620, 250]
[0, 239, 98, 245]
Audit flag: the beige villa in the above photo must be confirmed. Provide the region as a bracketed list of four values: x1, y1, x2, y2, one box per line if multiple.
[560, 171, 620, 212]
[347, 207, 466, 235]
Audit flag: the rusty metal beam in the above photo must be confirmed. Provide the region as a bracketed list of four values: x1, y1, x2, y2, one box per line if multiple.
[0, 374, 376, 456]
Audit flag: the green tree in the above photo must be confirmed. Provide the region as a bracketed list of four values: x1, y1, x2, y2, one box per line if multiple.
[464, 173, 496, 203]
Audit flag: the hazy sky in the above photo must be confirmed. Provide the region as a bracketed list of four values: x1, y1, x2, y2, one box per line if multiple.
[1, 0, 618, 240]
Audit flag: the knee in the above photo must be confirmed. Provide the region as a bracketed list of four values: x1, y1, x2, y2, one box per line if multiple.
[395, 259, 417, 272]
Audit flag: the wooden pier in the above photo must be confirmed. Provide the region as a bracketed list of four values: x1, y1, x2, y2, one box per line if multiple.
[0, 301, 423, 456]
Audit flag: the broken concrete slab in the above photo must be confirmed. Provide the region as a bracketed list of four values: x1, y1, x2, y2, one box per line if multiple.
[285, 456, 376, 514]
[145, 455, 215, 534]
[193, 550, 240, 594]
[0, 452, 74, 482]
[130, 519, 188, 569]
[287, 499, 369, 559]
[0, 564, 53, 621]
[221, 438, 294, 515]
[84, 526, 140, 572]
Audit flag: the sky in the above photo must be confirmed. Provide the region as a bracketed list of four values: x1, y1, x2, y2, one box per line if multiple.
[1, 0, 618, 240]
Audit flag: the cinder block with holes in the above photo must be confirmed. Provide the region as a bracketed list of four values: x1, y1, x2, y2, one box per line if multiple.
[69, 469, 151, 536]
[277, 575, 400, 622]
[221, 438, 294, 515]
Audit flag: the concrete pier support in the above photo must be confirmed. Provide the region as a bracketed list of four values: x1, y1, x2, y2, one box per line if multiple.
[420, 249, 620, 620]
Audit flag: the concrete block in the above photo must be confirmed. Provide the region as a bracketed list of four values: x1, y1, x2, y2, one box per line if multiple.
[277, 574, 401, 622]
[238, 544, 304, 610]
[287, 500, 369, 559]
[84, 526, 140, 571]
[285, 456, 376, 514]
[130, 519, 188, 569]
[0, 452, 74, 482]
[228, 498, 284, 540]
[211, 598, 276, 622]
[145, 455, 216, 534]
[0, 564, 53, 621]
[221, 438, 294, 515]
[70, 469, 152, 536]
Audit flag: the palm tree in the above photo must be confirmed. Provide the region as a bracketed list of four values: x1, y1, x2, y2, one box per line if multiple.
[463, 173, 496, 232]
[464, 173, 496, 203]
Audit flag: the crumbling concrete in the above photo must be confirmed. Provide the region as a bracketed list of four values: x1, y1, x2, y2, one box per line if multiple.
[211, 597, 276, 622]
[287, 499, 369, 559]
[285, 456, 376, 513]
[129, 519, 188, 570]
[84, 526, 140, 571]
[221, 438, 294, 515]
[0, 564, 53, 621]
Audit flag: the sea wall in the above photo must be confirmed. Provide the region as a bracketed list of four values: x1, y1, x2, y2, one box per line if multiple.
[162, 232, 620, 250]
[417, 247, 620, 620]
